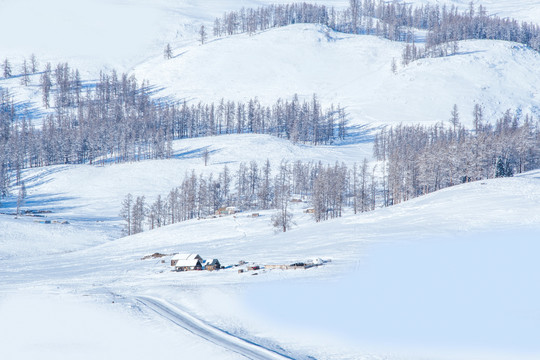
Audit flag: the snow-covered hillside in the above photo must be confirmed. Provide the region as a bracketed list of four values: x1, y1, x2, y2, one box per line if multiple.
[0, 134, 370, 235]
[134, 24, 540, 127]
[2, 163, 540, 359]
[2, 1, 540, 128]
[2, 1, 540, 359]
[0, 0, 347, 73]
[0, 0, 537, 73]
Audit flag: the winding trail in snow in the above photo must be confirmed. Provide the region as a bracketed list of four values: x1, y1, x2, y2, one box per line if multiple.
[135, 296, 296, 360]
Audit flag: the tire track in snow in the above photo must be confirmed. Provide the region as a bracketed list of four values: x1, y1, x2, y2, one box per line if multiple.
[233, 216, 248, 239]
[135, 296, 296, 360]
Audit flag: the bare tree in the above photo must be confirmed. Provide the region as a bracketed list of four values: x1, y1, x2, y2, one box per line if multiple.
[15, 182, 26, 217]
[164, 43, 172, 59]
[258, 159, 272, 209]
[199, 25, 207, 45]
[450, 104, 460, 133]
[120, 193, 133, 235]
[473, 103, 483, 133]
[40, 63, 52, 108]
[2, 58, 12, 78]
[349, 0, 361, 34]
[203, 148, 210, 166]
[131, 196, 146, 234]
[272, 161, 294, 232]
[20, 59, 30, 86]
[30, 53, 38, 73]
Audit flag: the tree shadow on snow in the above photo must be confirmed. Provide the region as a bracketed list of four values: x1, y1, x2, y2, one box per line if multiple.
[1, 193, 77, 214]
[21, 166, 72, 190]
[334, 124, 375, 146]
[172, 146, 218, 160]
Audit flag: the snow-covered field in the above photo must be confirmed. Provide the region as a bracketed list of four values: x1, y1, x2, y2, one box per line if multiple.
[2, 168, 540, 359]
[1, 0, 540, 359]
[1, 136, 540, 359]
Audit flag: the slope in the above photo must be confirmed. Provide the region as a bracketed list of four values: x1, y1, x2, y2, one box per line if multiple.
[0, 0, 347, 73]
[0, 133, 371, 259]
[133, 24, 540, 127]
[3, 2, 540, 130]
[2, 165, 539, 359]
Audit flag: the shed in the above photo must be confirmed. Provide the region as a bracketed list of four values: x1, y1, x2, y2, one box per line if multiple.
[203, 258, 221, 271]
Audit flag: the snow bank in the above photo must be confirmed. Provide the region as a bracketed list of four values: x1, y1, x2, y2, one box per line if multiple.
[0, 291, 237, 360]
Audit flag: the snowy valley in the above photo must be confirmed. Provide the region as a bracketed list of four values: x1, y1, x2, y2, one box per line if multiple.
[1, 1, 540, 359]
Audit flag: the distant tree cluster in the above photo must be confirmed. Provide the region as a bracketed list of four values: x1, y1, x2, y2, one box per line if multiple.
[0, 89, 15, 198]
[120, 158, 377, 235]
[0, 64, 345, 200]
[213, 3, 331, 37]
[2, 54, 39, 82]
[212, 1, 540, 62]
[374, 106, 540, 205]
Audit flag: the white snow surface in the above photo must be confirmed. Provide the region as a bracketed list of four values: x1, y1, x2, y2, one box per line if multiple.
[1, 1, 540, 359]
[1, 142, 540, 359]
[2, 1, 540, 128]
[0, 0, 347, 73]
[134, 25, 540, 127]
[0, 0, 536, 73]
[2, 134, 370, 230]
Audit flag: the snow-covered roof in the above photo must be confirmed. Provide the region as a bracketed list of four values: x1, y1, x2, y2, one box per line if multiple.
[172, 253, 202, 261]
[203, 259, 220, 265]
[174, 259, 201, 268]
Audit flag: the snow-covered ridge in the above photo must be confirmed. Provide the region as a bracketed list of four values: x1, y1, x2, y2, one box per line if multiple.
[2, 1, 540, 359]
[3, 3, 540, 129]
[134, 24, 540, 127]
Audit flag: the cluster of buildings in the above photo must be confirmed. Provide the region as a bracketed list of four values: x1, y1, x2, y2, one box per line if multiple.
[169, 252, 328, 274]
[170, 253, 221, 271]
[215, 206, 238, 216]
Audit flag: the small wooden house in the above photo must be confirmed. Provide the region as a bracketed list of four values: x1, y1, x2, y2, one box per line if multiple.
[171, 253, 202, 268]
[304, 208, 315, 214]
[215, 206, 239, 215]
[225, 206, 238, 214]
[174, 258, 203, 271]
[203, 258, 221, 271]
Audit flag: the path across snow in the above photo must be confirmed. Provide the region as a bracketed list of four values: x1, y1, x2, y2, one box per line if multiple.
[135, 296, 295, 360]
